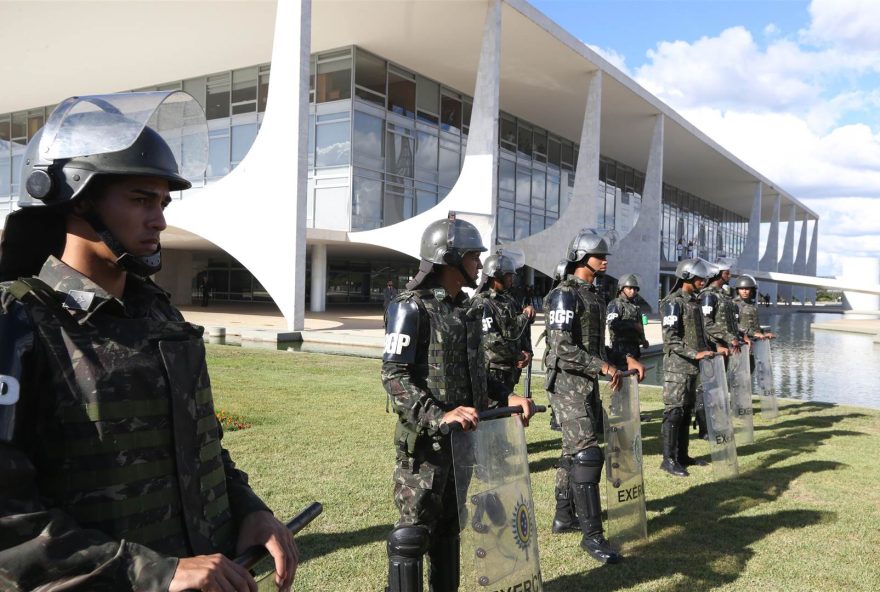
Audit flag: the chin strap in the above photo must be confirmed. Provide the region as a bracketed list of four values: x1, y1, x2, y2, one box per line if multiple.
[81, 211, 162, 277]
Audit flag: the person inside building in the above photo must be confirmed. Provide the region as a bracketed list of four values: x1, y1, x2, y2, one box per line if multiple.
[0, 93, 298, 591]
[470, 251, 535, 394]
[658, 258, 717, 477]
[381, 213, 535, 592]
[543, 229, 645, 565]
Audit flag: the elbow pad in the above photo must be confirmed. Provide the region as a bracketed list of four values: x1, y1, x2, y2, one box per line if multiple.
[0, 301, 34, 443]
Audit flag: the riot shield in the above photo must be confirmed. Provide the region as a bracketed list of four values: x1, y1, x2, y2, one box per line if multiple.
[699, 356, 739, 480]
[752, 339, 779, 419]
[602, 372, 647, 547]
[727, 345, 755, 445]
[452, 416, 543, 591]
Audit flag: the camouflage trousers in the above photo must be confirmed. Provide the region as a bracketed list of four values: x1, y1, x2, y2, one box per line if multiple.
[662, 371, 701, 411]
[547, 375, 602, 494]
[488, 367, 519, 394]
[392, 439, 462, 539]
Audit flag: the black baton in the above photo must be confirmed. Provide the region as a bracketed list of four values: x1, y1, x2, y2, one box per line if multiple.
[440, 405, 547, 435]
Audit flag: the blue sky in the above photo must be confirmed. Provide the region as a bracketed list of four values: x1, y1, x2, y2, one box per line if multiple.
[531, 0, 880, 277]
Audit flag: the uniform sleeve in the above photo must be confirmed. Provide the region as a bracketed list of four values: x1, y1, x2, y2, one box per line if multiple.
[661, 299, 699, 360]
[476, 296, 510, 367]
[380, 300, 447, 434]
[0, 307, 178, 591]
[700, 292, 727, 347]
[607, 300, 641, 340]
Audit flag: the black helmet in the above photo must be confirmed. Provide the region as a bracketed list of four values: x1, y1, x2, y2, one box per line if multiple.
[407, 212, 486, 290]
[735, 274, 757, 289]
[675, 258, 713, 281]
[617, 273, 641, 292]
[566, 228, 614, 263]
[419, 212, 486, 265]
[482, 251, 517, 281]
[2, 91, 207, 279]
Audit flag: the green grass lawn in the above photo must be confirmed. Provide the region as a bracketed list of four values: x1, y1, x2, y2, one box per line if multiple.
[207, 346, 880, 591]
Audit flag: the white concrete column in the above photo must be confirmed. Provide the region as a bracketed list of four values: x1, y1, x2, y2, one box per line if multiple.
[608, 113, 664, 311]
[793, 211, 809, 303]
[348, 0, 501, 256]
[165, 0, 310, 330]
[310, 243, 327, 313]
[777, 205, 796, 304]
[758, 194, 781, 305]
[737, 183, 762, 273]
[504, 69, 603, 275]
[806, 220, 819, 304]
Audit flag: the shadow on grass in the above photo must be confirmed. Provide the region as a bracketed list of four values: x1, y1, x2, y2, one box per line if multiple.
[544, 459, 839, 591]
[295, 523, 392, 562]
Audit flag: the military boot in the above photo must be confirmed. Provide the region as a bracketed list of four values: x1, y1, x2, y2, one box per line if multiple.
[570, 448, 621, 564]
[551, 486, 579, 534]
[428, 534, 460, 592]
[678, 408, 708, 467]
[659, 411, 689, 477]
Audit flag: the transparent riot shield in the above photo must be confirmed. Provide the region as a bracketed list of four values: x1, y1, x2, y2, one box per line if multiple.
[602, 372, 647, 548]
[752, 339, 779, 419]
[452, 416, 543, 591]
[727, 345, 755, 445]
[699, 356, 739, 480]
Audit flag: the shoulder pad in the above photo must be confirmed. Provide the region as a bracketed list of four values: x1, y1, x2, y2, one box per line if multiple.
[606, 299, 620, 324]
[700, 291, 718, 316]
[661, 300, 682, 328]
[383, 299, 420, 363]
[545, 289, 576, 331]
[480, 299, 500, 334]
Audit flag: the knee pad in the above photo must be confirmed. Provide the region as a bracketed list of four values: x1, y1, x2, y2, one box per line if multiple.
[571, 447, 603, 484]
[387, 525, 430, 558]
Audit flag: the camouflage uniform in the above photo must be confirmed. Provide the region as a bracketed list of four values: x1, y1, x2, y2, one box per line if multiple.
[701, 284, 740, 349]
[382, 284, 509, 589]
[470, 288, 532, 392]
[606, 295, 645, 367]
[660, 287, 709, 410]
[734, 297, 762, 338]
[0, 257, 270, 590]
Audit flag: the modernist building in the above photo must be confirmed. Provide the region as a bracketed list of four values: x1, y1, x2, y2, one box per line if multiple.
[1, 0, 819, 329]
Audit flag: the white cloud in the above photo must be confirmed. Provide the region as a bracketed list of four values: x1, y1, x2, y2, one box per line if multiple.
[586, 44, 630, 75]
[804, 0, 880, 51]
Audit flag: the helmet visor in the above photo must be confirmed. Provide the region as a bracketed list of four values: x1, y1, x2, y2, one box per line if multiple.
[39, 91, 207, 181]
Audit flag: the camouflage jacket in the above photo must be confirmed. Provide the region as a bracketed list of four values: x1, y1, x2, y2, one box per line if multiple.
[543, 276, 608, 394]
[0, 257, 270, 591]
[606, 295, 645, 349]
[470, 288, 531, 371]
[381, 285, 510, 441]
[700, 284, 740, 348]
[660, 287, 710, 375]
[734, 296, 762, 337]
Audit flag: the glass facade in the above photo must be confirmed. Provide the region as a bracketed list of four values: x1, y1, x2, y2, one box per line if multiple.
[0, 45, 748, 302]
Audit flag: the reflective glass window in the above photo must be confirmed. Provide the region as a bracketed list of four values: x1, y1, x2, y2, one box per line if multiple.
[416, 185, 437, 214]
[531, 169, 546, 210]
[232, 67, 257, 108]
[440, 94, 461, 134]
[27, 111, 43, 141]
[532, 129, 547, 157]
[258, 66, 271, 112]
[11, 113, 26, 140]
[500, 116, 516, 150]
[184, 77, 207, 109]
[316, 57, 352, 103]
[386, 128, 414, 179]
[515, 165, 530, 206]
[548, 137, 561, 166]
[498, 158, 515, 203]
[417, 77, 439, 123]
[546, 169, 560, 213]
[307, 114, 315, 170]
[206, 74, 231, 120]
[231, 122, 257, 164]
[498, 207, 514, 241]
[315, 120, 351, 167]
[514, 211, 530, 240]
[531, 213, 544, 235]
[462, 101, 472, 132]
[352, 175, 382, 230]
[517, 123, 532, 157]
[384, 182, 414, 225]
[415, 130, 438, 182]
[207, 129, 230, 179]
[388, 68, 416, 118]
[438, 137, 460, 188]
[560, 142, 573, 168]
[355, 51, 386, 106]
[353, 110, 384, 170]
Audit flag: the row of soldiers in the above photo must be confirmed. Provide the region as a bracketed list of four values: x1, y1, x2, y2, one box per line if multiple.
[382, 215, 773, 591]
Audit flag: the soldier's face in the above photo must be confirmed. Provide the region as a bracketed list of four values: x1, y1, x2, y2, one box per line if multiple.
[501, 273, 514, 290]
[738, 287, 751, 299]
[587, 255, 607, 273]
[94, 176, 170, 257]
[720, 270, 730, 282]
[622, 286, 638, 299]
[461, 251, 483, 282]
[693, 277, 707, 290]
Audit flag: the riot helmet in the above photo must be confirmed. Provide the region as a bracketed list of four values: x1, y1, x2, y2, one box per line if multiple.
[735, 274, 757, 289]
[617, 273, 641, 293]
[566, 228, 618, 275]
[479, 251, 517, 291]
[407, 212, 487, 290]
[675, 257, 713, 282]
[1, 91, 207, 280]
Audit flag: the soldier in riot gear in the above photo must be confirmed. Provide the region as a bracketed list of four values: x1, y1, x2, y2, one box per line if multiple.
[545, 259, 568, 432]
[382, 213, 535, 592]
[658, 258, 717, 477]
[606, 273, 650, 369]
[695, 262, 737, 438]
[734, 274, 774, 341]
[543, 229, 645, 564]
[470, 251, 535, 393]
[0, 93, 297, 591]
